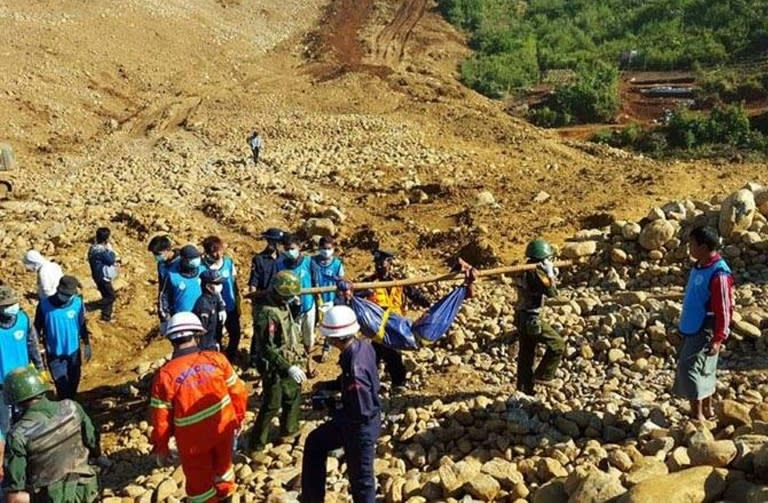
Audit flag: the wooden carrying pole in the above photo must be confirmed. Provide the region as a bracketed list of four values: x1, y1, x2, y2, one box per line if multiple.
[299, 260, 574, 295]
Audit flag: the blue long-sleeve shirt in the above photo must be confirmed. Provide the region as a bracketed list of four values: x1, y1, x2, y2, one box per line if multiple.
[331, 339, 380, 423]
[87, 244, 117, 283]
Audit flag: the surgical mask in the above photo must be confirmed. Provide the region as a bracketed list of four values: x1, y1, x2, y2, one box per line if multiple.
[2, 304, 19, 317]
[284, 249, 299, 261]
[57, 293, 72, 304]
[213, 284, 223, 294]
[187, 257, 201, 268]
[319, 248, 334, 260]
[154, 254, 165, 264]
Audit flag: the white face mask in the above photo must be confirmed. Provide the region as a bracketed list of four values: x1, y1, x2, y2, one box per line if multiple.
[213, 284, 223, 294]
[285, 249, 300, 261]
[319, 248, 334, 259]
[2, 304, 19, 317]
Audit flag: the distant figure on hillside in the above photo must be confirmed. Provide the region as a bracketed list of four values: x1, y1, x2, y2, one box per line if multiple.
[247, 131, 263, 166]
[87, 227, 119, 322]
[22, 250, 63, 301]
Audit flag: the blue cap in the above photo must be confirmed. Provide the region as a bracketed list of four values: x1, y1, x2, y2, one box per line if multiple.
[200, 269, 223, 285]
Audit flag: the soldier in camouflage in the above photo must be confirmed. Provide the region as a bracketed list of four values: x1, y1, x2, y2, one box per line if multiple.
[248, 271, 307, 453]
[3, 366, 99, 503]
[516, 239, 565, 395]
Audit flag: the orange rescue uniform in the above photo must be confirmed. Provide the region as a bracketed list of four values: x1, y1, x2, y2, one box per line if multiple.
[150, 347, 248, 503]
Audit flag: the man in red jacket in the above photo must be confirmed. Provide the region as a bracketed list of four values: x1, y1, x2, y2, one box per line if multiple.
[150, 312, 248, 503]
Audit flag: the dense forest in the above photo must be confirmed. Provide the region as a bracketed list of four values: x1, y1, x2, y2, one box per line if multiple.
[440, 0, 768, 98]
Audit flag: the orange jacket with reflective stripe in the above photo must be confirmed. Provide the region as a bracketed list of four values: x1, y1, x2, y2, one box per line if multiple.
[150, 348, 247, 456]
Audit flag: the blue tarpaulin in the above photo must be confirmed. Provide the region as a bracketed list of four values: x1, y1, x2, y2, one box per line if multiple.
[349, 286, 468, 350]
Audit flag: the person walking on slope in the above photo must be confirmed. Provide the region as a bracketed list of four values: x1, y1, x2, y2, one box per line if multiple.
[158, 244, 205, 322]
[249, 271, 307, 453]
[248, 228, 284, 366]
[193, 270, 228, 351]
[302, 305, 381, 503]
[515, 239, 565, 395]
[202, 236, 242, 361]
[311, 236, 345, 362]
[33, 276, 91, 399]
[276, 234, 316, 376]
[247, 131, 263, 166]
[150, 312, 247, 503]
[87, 227, 119, 322]
[361, 250, 429, 392]
[22, 250, 63, 301]
[673, 226, 734, 421]
[0, 286, 44, 435]
[3, 366, 100, 503]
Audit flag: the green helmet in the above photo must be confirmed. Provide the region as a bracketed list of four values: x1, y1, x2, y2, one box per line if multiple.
[271, 270, 301, 297]
[525, 239, 554, 260]
[4, 366, 49, 404]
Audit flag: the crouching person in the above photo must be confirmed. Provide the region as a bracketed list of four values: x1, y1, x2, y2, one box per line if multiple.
[150, 313, 248, 503]
[301, 306, 381, 503]
[4, 366, 99, 503]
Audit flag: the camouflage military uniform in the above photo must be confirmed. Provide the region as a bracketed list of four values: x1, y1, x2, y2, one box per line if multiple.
[516, 265, 564, 394]
[5, 397, 99, 503]
[249, 302, 306, 450]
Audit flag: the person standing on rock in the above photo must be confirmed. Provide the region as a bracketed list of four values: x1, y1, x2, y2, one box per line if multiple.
[247, 130, 263, 166]
[248, 228, 284, 366]
[360, 249, 430, 393]
[674, 226, 734, 421]
[150, 312, 247, 503]
[276, 233, 316, 376]
[202, 235, 242, 362]
[87, 227, 119, 323]
[0, 286, 44, 435]
[193, 270, 228, 351]
[515, 239, 565, 395]
[311, 236, 345, 362]
[301, 305, 380, 503]
[3, 366, 100, 503]
[22, 250, 63, 301]
[33, 276, 91, 399]
[249, 271, 307, 453]
[158, 244, 205, 322]
[148, 235, 178, 286]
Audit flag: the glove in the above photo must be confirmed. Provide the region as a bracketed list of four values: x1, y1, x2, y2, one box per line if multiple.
[287, 365, 307, 384]
[83, 344, 92, 362]
[218, 311, 227, 324]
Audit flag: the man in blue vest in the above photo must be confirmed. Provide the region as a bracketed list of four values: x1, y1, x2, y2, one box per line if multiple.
[158, 244, 204, 323]
[147, 235, 178, 286]
[311, 236, 345, 362]
[674, 226, 734, 421]
[0, 286, 43, 435]
[33, 276, 91, 399]
[276, 233, 316, 376]
[202, 235, 241, 362]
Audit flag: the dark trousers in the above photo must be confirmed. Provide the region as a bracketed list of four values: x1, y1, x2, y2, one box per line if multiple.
[516, 312, 564, 394]
[372, 342, 406, 387]
[251, 147, 260, 166]
[301, 415, 380, 503]
[49, 352, 82, 399]
[223, 309, 241, 361]
[249, 373, 301, 449]
[95, 280, 115, 321]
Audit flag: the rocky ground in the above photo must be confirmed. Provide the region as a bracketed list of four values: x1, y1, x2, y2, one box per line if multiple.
[2, 0, 768, 502]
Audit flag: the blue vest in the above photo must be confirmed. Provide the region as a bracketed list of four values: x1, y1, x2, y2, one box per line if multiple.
[311, 256, 344, 303]
[276, 256, 314, 313]
[0, 312, 31, 381]
[679, 258, 732, 336]
[40, 297, 84, 357]
[206, 257, 237, 312]
[158, 257, 179, 284]
[168, 265, 204, 314]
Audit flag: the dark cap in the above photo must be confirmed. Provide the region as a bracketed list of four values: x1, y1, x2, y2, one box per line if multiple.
[262, 228, 285, 241]
[57, 276, 81, 296]
[373, 249, 395, 263]
[179, 244, 201, 260]
[200, 269, 224, 285]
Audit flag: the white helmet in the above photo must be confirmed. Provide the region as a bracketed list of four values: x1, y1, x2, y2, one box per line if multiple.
[320, 305, 360, 339]
[164, 312, 204, 341]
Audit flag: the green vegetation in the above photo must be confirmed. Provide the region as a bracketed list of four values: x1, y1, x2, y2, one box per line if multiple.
[591, 105, 768, 157]
[440, 0, 768, 123]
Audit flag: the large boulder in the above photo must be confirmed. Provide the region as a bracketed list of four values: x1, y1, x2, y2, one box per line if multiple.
[616, 466, 728, 503]
[568, 470, 626, 503]
[561, 240, 598, 259]
[687, 439, 737, 468]
[719, 188, 756, 238]
[717, 399, 753, 428]
[638, 219, 675, 251]
[303, 217, 336, 237]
